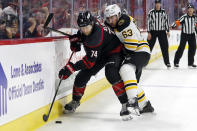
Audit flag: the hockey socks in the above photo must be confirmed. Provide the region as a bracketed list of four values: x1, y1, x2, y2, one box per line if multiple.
[112, 81, 128, 104]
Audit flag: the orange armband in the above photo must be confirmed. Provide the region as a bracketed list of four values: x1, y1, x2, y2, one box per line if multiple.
[176, 20, 181, 27]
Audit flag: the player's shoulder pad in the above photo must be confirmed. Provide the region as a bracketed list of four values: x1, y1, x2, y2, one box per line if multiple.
[116, 14, 130, 32]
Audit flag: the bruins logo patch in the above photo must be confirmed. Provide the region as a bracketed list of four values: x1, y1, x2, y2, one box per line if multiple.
[118, 19, 125, 26]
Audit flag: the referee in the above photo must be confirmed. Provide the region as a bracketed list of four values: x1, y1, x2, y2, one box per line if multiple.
[171, 3, 197, 68]
[147, 0, 171, 68]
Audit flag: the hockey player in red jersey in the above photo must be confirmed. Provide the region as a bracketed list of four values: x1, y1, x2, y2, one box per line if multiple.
[58, 11, 132, 120]
[104, 4, 154, 116]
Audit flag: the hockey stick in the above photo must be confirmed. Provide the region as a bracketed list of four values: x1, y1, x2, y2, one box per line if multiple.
[44, 13, 72, 37]
[44, 13, 54, 28]
[43, 51, 75, 122]
[45, 26, 72, 37]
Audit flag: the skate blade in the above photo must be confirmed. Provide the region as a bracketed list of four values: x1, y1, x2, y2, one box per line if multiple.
[134, 109, 140, 116]
[188, 67, 196, 69]
[167, 67, 171, 70]
[63, 109, 75, 114]
[121, 115, 133, 121]
[128, 107, 141, 116]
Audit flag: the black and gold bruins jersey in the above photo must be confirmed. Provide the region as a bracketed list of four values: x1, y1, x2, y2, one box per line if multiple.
[114, 14, 150, 54]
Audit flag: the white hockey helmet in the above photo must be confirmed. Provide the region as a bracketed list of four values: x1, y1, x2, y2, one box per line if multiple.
[104, 4, 121, 19]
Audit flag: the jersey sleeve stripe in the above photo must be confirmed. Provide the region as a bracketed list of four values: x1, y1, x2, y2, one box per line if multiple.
[139, 40, 148, 43]
[137, 45, 150, 50]
[124, 44, 138, 49]
[136, 45, 150, 53]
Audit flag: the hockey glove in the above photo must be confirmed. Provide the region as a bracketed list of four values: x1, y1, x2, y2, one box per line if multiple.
[70, 42, 81, 52]
[69, 31, 82, 43]
[59, 62, 76, 80]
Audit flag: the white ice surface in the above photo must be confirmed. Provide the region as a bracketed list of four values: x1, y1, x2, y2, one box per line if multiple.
[37, 51, 197, 131]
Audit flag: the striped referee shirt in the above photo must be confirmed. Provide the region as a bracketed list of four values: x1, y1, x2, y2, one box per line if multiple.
[171, 14, 197, 34]
[147, 8, 169, 32]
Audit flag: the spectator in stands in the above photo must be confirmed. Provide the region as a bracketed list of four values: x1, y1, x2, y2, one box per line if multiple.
[22, 0, 31, 18]
[23, 8, 49, 38]
[0, 16, 16, 39]
[90, 0, 99, 17]
[52, 1, 71, 29]
[100, 3, 107, 18]
[79, 2, 86, 12]
[0, 3, 3, 16]
[0, 17, 8, 39]
[2, 1, 18, 15]
[0, 1, 18, 39]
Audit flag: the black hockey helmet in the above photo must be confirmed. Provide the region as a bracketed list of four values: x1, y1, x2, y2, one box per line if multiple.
[77, 11, 93, 27]
[188, 3, 194, 9]
[155, 0, 161, 3]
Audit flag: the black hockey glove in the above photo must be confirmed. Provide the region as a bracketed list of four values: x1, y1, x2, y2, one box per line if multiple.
[69, 31, 82, 43]
[59, 62, 76, 80]
[70, 42, 81, 52]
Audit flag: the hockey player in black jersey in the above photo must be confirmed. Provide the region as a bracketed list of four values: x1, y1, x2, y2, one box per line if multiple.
[58, 11, 132, 120]
[104, 4, 154, 115]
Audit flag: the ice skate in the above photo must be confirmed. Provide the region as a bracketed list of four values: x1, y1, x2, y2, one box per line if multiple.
[127, 97, 140, 116]
[120, 103, 133, 121]
[63, 100, 80, 114]
[140, 101, 154, 114]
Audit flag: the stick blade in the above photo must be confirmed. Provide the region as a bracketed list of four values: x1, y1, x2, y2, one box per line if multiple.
[44, 13, 54, 28]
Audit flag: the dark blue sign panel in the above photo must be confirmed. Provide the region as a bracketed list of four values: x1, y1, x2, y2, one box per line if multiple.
[0, 62, 7, 117]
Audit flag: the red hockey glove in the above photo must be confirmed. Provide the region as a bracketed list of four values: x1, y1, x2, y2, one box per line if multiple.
[58, 62, 76, 80]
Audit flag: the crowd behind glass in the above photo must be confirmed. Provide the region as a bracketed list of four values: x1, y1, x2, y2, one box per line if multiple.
[0, 0, 195, 40]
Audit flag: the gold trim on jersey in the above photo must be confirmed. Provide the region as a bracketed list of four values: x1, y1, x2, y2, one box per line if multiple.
[124, 39, 139, 43]
[139, 40, 148, 43]
[124, 44, 138, 49]
[136, 45, 150, 51]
